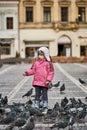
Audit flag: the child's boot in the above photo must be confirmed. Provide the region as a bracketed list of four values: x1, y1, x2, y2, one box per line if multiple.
[34, 101, 39, 109]
[43, 101, 48, 109]
[39, 101, 43, 108]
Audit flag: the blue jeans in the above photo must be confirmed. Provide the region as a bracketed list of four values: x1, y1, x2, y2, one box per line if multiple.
[35, 86, 48, 102]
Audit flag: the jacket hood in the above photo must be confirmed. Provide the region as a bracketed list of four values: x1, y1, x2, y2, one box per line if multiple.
[38, 47, 51, 61]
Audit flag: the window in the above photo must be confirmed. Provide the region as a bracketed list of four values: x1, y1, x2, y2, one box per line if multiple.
[2, 46, 10, 55]
[26, 7, 33, 22]
[61, 7, 68, 22]
[78, 7, 85, 22]
[43, 7, 51, 22]
[6, 17, 13, 29]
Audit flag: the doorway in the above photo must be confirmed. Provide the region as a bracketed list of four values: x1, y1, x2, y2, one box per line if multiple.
[58, 44, 71, 56]
[80, 46, 86, 56]
[58, 45, 64, 56]
[58, 36, 71, 57]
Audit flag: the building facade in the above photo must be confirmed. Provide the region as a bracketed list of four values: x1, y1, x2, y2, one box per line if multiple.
[0, 0, 19, 58]
[19, 0, 87, 58]
[0, 0, 87, 58]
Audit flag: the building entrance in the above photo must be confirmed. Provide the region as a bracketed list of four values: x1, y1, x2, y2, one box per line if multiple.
[58, 44, 71, 57]
[80, 46, 87, 56]
[58, 36, 71, 57]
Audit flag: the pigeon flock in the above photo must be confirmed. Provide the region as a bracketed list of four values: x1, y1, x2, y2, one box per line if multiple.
[0, 80, 87, 130]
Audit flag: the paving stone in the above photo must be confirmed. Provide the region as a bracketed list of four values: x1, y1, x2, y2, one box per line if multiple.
[0, 63, 87, 129]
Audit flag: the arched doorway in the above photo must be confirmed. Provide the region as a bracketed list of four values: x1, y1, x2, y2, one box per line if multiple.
[58, 36, 72, 57]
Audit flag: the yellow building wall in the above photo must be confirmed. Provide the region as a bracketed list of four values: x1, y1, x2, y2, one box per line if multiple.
[19, 0, 87, 58]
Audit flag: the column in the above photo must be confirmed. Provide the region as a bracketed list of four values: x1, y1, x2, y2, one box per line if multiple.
[70, 0, 77, 22]
[35, 0, 41, 23]
[53, 0, 58, 22]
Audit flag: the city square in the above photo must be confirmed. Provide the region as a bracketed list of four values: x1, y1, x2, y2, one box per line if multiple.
[0, 0, 87, 129]
[0, 62, 87, 129]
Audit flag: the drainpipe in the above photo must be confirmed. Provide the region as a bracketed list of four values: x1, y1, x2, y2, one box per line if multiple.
[18, 1, 20, 56]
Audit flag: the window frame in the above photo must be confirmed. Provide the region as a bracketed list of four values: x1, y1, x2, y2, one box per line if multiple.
[26, 6, 33, 22]
[61, 7, 68, 22]
[43, 6, 51, 23]
[2, 45, 10, 55]
[6, 17, 13, 29]
[78, 7, 86, 23]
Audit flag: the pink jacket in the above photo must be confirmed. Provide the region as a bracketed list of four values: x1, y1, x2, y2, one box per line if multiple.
[25, 59, 54, 88]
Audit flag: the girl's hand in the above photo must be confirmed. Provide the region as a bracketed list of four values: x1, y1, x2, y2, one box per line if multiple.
[46, 81, 50, 85]
[23, 73, 26, 76]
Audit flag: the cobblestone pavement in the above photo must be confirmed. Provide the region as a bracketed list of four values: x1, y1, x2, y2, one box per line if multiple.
[0, 63, 87, 130]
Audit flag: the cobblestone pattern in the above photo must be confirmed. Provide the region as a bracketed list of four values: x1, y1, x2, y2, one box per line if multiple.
[0, 63, 87, 130]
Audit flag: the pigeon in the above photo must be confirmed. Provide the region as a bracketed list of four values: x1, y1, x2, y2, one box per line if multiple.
[85, 96, 87, 102]
[26, 104, 42, 116]
[53, 102, 60, 112]
[22, 88, 33, 98]
[26, 99, 33, 105]
[19, 111, 30, 120]
[1, 96, 8, 105]
[21, 116, 35, 130]
[48, 81, 60, 89]
[47, 108, 53, 115]
[8, 118, 26, 129]
[50, 119, 68, 129]
[68, 115, 76, 129]
[78, 98, 86, 107]
[76, 106, 87, 122]
[0, 107, 5, 115]
[0, 111, 16, 124]
[61, 97, 68, 108]
[44, 108, 58, 121]
[53, 81, 60, 88]
[60, 83, 65, 94]
[14, 118, 26, 127]
[69, 97, 80, 109]
[78, 78, 87, 85]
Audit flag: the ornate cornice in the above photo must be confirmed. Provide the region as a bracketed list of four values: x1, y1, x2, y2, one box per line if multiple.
[76, 0, 87, 6]
[58, 0, 71, 6]
[0, 1, 19, 4]
[23, 0, 36, 6]
[41, 0, 53, 6]
[53, 22, 79, 32]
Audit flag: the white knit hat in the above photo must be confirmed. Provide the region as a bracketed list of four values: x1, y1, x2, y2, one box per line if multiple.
[38, 47, 51, 61]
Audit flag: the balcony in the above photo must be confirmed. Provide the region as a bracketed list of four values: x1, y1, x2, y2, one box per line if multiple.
[53, 21, 79, 32]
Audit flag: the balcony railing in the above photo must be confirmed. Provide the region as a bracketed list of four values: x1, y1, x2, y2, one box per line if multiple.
[53, 21, 79, 31]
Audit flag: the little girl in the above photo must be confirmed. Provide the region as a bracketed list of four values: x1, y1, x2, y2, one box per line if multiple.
[23, 47, 54, 109]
